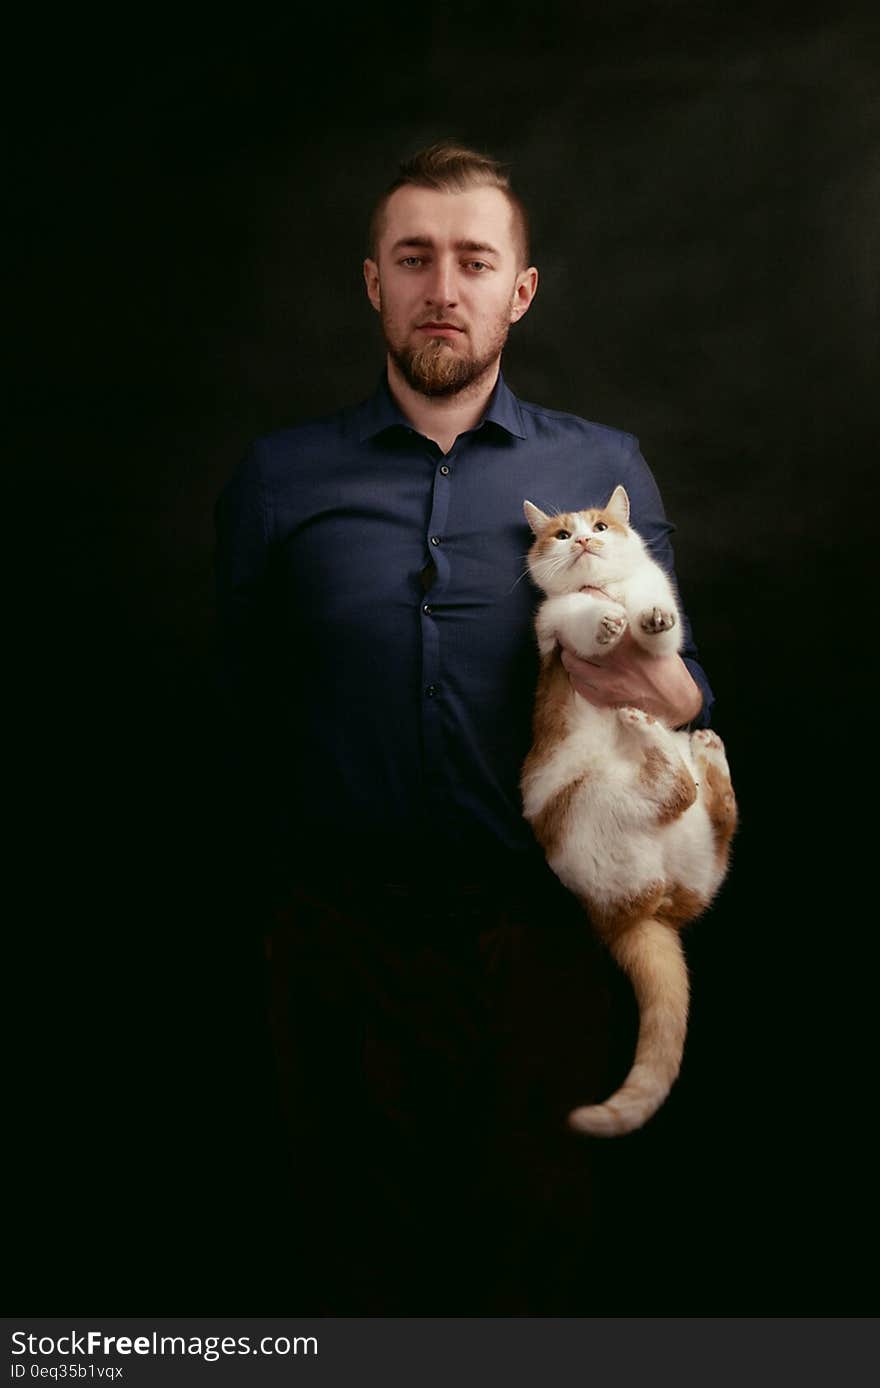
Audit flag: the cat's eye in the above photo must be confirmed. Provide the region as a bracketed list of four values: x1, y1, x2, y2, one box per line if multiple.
[555, 529, 571, 540]
[593, 522, 608, 532]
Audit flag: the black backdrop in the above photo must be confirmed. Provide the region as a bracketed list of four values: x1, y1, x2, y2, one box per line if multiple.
[12, 2, 878, 1310]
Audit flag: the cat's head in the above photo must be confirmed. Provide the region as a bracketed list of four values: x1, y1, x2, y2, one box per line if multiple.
[523, 485, 644, 595]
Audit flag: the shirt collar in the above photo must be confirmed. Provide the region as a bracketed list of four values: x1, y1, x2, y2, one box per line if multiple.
[357, 367, 527, 443]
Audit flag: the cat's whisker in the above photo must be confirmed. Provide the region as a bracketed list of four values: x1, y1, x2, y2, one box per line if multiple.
[506, 566, 536, 594]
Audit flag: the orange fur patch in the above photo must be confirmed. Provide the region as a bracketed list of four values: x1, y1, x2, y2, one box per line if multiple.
[702, 762, 738, 868]
[522, 649, 573, 769]
[529, 772, 590, 858]
[639, 744, 667, 786]
[637, 745, 697, 825]
[576, 883, 667, 944]
[578, 878, 709, 943]
[656, 765, 698, 825]
[584, 506, 628, 537]
[656, 883, 708, 929]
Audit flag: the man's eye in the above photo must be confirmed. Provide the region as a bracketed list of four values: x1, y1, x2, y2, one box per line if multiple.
[400, 256, 424, 267]
[466, 261, 489, 271]
[555, 529, 571, 540]
[593, 522, 608, 532]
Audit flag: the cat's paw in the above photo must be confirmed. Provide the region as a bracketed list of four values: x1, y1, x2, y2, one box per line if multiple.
[691, 728, 730, 773]
[692, 729, 723, 752]
[617, 706, 657, 732]
[596, 608, 628, 646]
[640, 606, 677, 635]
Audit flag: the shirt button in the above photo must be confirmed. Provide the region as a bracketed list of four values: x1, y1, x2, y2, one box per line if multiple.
[430, 535, 441, 546]
[439, 464, 450, 476]
[425, 684, 438, 697]
[423, 604, 433, 615]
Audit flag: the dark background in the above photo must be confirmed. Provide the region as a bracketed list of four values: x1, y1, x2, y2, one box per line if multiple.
[12, 2, 877, 1309]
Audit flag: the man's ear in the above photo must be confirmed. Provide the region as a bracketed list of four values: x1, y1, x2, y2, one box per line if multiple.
[510, 266, 538, 323]
[364, 258, 381, 312]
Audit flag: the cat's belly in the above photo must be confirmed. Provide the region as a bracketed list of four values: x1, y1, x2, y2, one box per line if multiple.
[523, 710, 661, 898]
[550, 795, 721, 908]
[550, 811, 666, 904]
[523, 713, 722, 907]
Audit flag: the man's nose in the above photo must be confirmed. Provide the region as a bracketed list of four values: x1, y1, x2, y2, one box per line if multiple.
[425, 259, 458, 307]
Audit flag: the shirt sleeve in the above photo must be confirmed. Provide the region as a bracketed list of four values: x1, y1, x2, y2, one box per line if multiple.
[212, 442, 283, 916]
[618, 434, 715, 729]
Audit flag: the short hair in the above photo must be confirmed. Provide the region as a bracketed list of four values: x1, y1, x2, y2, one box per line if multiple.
[368, 140, 531, 269]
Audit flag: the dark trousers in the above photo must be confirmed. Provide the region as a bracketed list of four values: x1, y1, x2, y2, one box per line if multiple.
[266, 873, 627, 1314]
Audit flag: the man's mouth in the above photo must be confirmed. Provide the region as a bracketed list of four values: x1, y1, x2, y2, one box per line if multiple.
[416, 322, 465, 335]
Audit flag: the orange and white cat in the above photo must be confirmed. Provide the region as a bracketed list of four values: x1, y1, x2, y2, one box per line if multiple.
[521, 485, 736, 1136]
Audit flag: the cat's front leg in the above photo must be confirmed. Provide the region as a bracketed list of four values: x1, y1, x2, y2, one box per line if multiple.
[639, 604, 678, 639]
[538, 592, 628, 660]
[624, 572, 683, 657]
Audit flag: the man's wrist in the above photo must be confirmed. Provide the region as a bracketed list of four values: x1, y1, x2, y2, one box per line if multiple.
[670, 665, 704, 729]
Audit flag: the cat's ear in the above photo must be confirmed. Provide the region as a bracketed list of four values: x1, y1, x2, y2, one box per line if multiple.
[523, 500, 550, 535]
[605, 485, 630, 526]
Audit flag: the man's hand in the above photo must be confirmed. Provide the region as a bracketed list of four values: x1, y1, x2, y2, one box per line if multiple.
[560, 627, 703, 729]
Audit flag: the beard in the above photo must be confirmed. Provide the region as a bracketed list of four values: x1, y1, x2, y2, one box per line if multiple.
[383, 315, 511, 397]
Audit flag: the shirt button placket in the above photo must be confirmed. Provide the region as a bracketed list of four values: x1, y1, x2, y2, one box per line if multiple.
[421, 454, 454, 801]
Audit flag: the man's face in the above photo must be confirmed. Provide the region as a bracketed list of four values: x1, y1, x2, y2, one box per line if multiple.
[363, 184, 537, 397]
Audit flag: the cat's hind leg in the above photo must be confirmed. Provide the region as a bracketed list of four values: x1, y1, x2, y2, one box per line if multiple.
[617, 708, 697, 826]
[691, 729, 737, 866]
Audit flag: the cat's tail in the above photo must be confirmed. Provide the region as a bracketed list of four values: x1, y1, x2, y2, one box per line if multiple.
[568, 917, 689, 1138]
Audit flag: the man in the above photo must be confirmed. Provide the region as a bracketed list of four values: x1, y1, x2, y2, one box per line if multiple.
[214, 143, 713, 1313]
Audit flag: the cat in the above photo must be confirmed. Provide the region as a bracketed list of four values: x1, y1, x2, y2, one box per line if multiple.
[520, 484, 737, 1136]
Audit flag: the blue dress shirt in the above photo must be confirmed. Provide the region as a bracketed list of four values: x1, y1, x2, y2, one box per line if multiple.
[214, 370, 713, 894]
